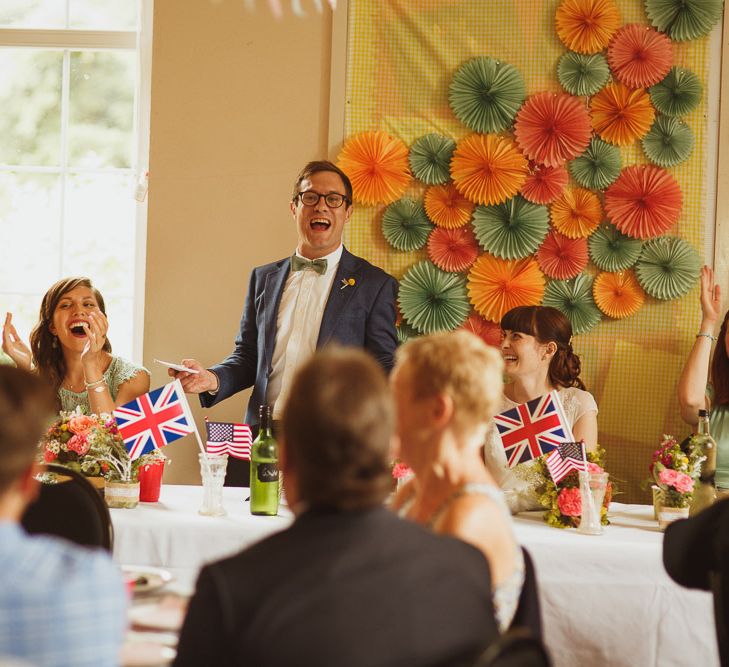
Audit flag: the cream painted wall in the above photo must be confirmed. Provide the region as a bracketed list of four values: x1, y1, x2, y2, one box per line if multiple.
[144, 1, 335, 484]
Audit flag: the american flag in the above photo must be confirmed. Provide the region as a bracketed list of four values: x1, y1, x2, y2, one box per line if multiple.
[545, 440, 587, 484]
[205, 420, 252, 460]
[494, 391, 574, 468]
[113, 380, 194, 460]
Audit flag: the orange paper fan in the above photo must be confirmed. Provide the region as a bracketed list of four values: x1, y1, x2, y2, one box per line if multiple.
[459, 312, 504, 348]
[593, 270, 645, 318]
[590, 83, 655, 146]
[536, 230, 589, 279]
[467, 254, 545, 323]
[424, 183, 474, 229]
[337, 130, 411, 206]
[555, 0, 621, 54]
[550, 187, 602, 239]
[514, 92, 592, 167]
[520, 164, 569, 205]
[608, 24, 673, 89]
[450, 134, 528, 206]
[427, 226, 480, 273]
[604, 165, 682, 239]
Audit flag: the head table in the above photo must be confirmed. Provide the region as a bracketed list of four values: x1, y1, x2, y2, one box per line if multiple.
[111, 485, 719, 667]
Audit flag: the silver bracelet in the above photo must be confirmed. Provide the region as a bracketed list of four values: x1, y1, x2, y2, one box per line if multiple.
[696, 332, 717, 342]
[85, 377, 106, 389]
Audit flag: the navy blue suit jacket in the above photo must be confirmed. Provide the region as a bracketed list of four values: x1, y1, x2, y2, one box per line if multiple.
[200, 247, 398, 425]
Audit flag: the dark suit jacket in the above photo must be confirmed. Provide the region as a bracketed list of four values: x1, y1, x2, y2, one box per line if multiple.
[200, 247, 398, 425]
[174, 506, 498, 667]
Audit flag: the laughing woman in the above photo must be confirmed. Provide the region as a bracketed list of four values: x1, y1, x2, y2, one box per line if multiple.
[2, 277, 149, 414]
[483, 305, 598, 513]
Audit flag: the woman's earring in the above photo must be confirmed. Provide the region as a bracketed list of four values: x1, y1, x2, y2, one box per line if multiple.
[52, 335, 58, 348]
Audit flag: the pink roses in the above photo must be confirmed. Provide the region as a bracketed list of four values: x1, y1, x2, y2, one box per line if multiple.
[658, 468, 693, 494]
[557, 487, 582, 517]
[66, 434, 90, 457]
[68, 414, 97, 436]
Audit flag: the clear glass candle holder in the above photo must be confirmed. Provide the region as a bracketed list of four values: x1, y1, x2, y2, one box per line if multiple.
[577, 471, 608, 535]
[198, 453, 228, 517]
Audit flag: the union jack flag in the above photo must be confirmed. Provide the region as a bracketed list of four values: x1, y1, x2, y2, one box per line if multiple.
[493, 391, 574, 468]
[545, 440, 587, 484]
[113, 380, 194, 460]
[205, 419, 252, 460]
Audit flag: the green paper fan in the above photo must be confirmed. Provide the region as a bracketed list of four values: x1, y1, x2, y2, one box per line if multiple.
[398, 260, 471, 334]
[558, 52, 610, 97]
[543, 274, 602, 335]
[568, 137, 622, 191]
[396, 322, 420, 345]
[645, 0, 724, 41]
[449, 57, 527, 134]
[381, 198, 433, 251]
[472, 196, 549, 259]
[409, 134, 456, 185]
[635, 236, 701, 300]
[642, 116, 694, 167]
[589, 223, 643, 272]
[649, 67, 703, 118]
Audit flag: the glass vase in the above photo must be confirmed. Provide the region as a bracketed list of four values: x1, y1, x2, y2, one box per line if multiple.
[105, 480, 140, 509]
[657, 504, 689, 531]
[577, 471, 608, 535]
[199, 453, 228, 516]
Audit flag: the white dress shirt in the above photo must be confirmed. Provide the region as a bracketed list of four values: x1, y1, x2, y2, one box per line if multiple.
[266, 245, 343, 419]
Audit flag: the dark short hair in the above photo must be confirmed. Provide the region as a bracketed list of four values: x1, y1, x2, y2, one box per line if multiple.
[282, 347, 393, 510]
[711, 309, 729, 406]
[291, 160, 353, 205]
[0, 366, 55, 493]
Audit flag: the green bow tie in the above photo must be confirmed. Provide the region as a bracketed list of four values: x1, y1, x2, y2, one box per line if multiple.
[291, 255, 328, 275]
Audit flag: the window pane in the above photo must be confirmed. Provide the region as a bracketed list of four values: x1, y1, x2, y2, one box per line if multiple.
[69, 0, 137, 30]
[0, 0, 65, 28]
[68, 50, 136, 168]
[0, 49, 62, 167]
[103, 295, 133, 363]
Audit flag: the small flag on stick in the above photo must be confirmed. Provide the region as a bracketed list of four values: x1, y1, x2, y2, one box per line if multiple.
[205, 419, 252, 460]
[545, 440, 588, 484]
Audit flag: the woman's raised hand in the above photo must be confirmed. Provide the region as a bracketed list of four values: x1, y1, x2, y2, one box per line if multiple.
[699, 265, 722, 325]
[80, 311, 109, 366]
[2, 313, 32, 370]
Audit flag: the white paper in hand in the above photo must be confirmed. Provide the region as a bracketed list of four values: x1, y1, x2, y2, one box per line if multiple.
[154, 359, 200, 374]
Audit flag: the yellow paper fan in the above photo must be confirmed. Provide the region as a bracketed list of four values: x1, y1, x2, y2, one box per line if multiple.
[550, 187, 602, 239]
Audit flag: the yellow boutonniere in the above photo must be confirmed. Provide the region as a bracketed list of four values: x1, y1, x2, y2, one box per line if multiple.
[340, 278, 356, 290]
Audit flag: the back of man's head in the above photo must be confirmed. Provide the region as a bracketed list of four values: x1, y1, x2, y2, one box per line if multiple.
[282, 347, 393, 511]
[0, 366, 55, 494]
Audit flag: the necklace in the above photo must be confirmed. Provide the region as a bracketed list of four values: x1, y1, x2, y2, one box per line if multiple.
[63, 378, 86, 392]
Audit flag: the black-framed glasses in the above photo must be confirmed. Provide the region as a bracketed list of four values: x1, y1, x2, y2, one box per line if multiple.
[296, 191, 350, 208]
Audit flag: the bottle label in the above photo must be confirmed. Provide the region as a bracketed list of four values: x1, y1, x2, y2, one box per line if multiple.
[256, 463, 279, 483]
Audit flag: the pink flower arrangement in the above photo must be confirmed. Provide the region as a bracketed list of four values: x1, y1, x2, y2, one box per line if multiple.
[66, 434, 90, 457]
[67, 414, 97, 436]
[649, 434, 702, 509]
[557, 487, 581, 517]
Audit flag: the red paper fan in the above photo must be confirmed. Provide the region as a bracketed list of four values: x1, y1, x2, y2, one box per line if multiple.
[427, 226, 480, 273]
[608, 24, 673, 89]
[520, 164, 569, 204]
[604, 165, 682, 240]
[514, 92, 592, 168]
[459, 312, 504, 348]
[536, 230, 589, 279]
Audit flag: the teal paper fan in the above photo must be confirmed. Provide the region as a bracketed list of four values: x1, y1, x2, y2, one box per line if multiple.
[381, 198, 433, 251]
[649, 67, 703, 118]
[449, 57, 527, 134]
[642, 116, 694, 167]
[398, 260, 471, 334]
[645, 0, 724, 41]
[635, 236, 701, 300]
[543, 274, 602, 335]
[472, 196, 549, 259]
[558, 52, 610, 97]
[409, 134, 456, 185]
[568, 137, 622, 191]
[396, 322, 420, 345]
[588, 223, 643, 272]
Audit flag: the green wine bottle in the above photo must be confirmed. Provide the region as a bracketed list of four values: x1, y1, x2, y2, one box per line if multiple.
[689, 408, 717, 516]
[250, 405, 279, 516]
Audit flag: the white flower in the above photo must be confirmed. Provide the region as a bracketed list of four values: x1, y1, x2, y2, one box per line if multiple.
[47, 439, 61, 454]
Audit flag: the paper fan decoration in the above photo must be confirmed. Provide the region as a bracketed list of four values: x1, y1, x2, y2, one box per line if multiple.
[549, 187, 602, 239]
[396, 322, 420, 345]
[590, 83, 655, 146]
[593, 270, 645, 318]
[514, 92, 592, 167]
[468, 255, 545, 323]
[450, 134, 528, 206]
[635, 236, 701, 300]
[588, 223, 643, 271]
[536, 230, 589, 280]
[427, 226, 480, 273]
[398, 261, 470, 334]
[557, 52, 610, 96]
[381, 198, 433, 251]
[645, 0, 724, 41]
[424, 183, 475, 229]
[449, 57, 527, 134]
[568, 137, 622, 191]
[604, 165, 682, 239]
[409, 134, 456, 185]
[543, 274, 602, 334]
[472, 196, 549, 259]
[555, 0, 621, 54]
[649, 67, 702, 118]
[607, 24, 673, 89]
[337, 131, 410, 205]
[642, 115, 694, 167]
[521, 164, 569, 205]
[459, 312, 504, 348]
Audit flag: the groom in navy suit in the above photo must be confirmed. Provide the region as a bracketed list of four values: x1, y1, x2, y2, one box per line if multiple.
[172, 160, 398, 484]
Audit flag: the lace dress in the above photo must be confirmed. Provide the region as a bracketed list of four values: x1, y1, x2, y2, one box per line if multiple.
[483, 386, 598, 514]
[58, 356, 150, 413]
